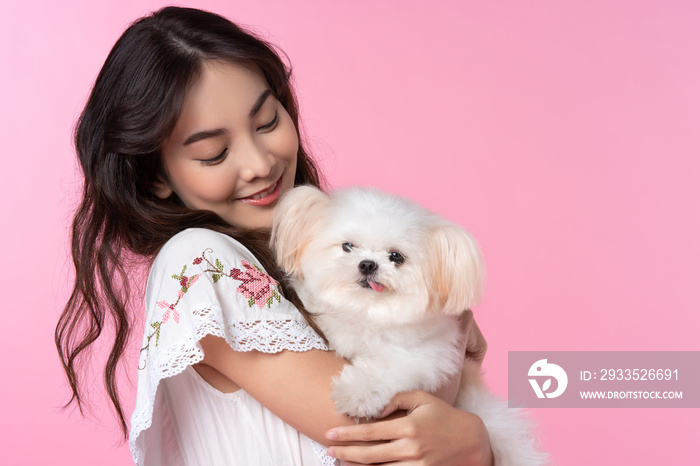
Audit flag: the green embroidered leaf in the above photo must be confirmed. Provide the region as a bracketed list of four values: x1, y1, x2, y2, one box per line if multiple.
[273, 290, 281, 303]
[212, 273, 221, 283]
[215, 258, 224, 272]
[171, 264, 187, 280]
[266, 296, 273, 308]
[253, 263, 263, 273]
[248, 297, 255, 307]
[146, 321, 162, 348]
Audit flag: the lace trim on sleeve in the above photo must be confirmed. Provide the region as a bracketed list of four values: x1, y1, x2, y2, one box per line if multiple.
[192, 306, 328, 353]
[228, 320, 328, 352]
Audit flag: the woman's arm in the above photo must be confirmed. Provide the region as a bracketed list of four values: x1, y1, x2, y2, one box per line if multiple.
[198, 310, 493, 465]
[198, 334, 359, 445]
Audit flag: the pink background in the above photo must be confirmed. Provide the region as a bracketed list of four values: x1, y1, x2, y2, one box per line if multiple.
[1, 1, 698, 464]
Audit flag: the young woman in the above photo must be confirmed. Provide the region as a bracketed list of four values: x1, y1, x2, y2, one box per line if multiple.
[55, 6, 494, 465]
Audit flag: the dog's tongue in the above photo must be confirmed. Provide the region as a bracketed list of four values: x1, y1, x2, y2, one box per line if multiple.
[369, 281, 384, 292]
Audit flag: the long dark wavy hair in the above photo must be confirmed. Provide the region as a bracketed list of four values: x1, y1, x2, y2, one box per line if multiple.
[55, 6, 322, 439]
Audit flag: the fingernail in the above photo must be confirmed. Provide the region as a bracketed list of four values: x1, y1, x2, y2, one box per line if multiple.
[327, 447, 336, 458]
[325, 430, 337, 440]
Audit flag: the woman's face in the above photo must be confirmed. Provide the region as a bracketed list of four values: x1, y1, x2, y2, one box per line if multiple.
[156, 60, 299, 229]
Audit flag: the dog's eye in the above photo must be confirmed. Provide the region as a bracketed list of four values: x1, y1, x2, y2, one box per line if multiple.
[342, 242, 354, 253]
[389, 251, 405, 265]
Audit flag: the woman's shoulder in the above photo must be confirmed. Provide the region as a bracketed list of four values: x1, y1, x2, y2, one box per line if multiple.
[145, 227, 297, 322]
[155, 228, 258, 269]
[161, 227, 252, 254]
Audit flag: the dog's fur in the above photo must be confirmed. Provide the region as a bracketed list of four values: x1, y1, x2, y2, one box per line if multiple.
[271, 186, 547, 466]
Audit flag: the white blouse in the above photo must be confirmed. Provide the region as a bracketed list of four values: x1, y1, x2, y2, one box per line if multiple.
[129, 228, 338, 466]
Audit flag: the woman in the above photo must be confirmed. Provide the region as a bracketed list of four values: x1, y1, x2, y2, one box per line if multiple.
[55, 6, 493, 465]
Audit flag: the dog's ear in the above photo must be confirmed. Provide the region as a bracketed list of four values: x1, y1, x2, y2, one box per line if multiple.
[426, 223, 485, 315]
[271, 185, 329, 280]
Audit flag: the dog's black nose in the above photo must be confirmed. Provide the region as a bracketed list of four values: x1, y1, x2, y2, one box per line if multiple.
[358, 260, 377, 275]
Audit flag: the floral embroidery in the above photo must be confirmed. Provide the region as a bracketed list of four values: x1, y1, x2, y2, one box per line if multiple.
[195, 248, 282, 308]
[139, 247, 281, 369]
[231, 261, 280, 309]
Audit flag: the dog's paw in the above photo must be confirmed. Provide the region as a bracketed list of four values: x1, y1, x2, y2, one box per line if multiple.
[332, 383, 387, 419]
[331, 367, 391, 419]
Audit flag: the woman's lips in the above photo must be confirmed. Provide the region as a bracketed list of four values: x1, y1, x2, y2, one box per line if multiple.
[238, 177, 283, 206]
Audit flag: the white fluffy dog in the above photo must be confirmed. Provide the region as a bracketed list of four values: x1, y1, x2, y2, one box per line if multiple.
[271, 186, 546, 466]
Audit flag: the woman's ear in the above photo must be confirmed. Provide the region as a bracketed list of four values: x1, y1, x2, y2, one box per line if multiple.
[270, 186, 329, 280]
[427, 222, 485, 315]
[152, 173, 173, 199]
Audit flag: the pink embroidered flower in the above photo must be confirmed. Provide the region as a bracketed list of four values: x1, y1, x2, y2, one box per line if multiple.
[193, 257, 203, 265]
[157, 300, 180, 324]
[229, 260, 276, 308]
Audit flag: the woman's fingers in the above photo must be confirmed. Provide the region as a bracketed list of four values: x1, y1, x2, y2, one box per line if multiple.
[325, 417, 418, 465]
[324, 391, 434, 444]
[327, 438, 414, 464]
[326, 414, 413, 443]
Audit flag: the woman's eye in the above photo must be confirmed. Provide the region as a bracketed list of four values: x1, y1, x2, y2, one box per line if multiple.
[257, 111, 279, 132]
[342, 242, 354, 253]
[389, 251, 405, 265]
[200, 148, 228, 166]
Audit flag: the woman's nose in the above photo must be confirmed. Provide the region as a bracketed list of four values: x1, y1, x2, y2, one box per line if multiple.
[238, 140, 274, 182]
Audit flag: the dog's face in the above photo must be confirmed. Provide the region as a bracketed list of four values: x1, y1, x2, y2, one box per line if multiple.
[303, 188, 435, 324]
[271, 186, 484, 325]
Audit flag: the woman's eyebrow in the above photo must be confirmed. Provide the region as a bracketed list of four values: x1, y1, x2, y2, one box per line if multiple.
[183, 128, 227, 146]
[182, 90, 273, 146]
[249, 89, 272, 118]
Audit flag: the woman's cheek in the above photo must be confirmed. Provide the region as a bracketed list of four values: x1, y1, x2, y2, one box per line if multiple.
[207, 172, 239, 200]
[278, 113, 300, 162]
[180, 169, 234, 205]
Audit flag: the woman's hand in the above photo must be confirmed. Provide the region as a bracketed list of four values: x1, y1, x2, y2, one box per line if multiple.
[461, 309, 487, 366]
[325, 390, 494, 466]
[325, 312, 492, 465]
[433, 310, 488, 404]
